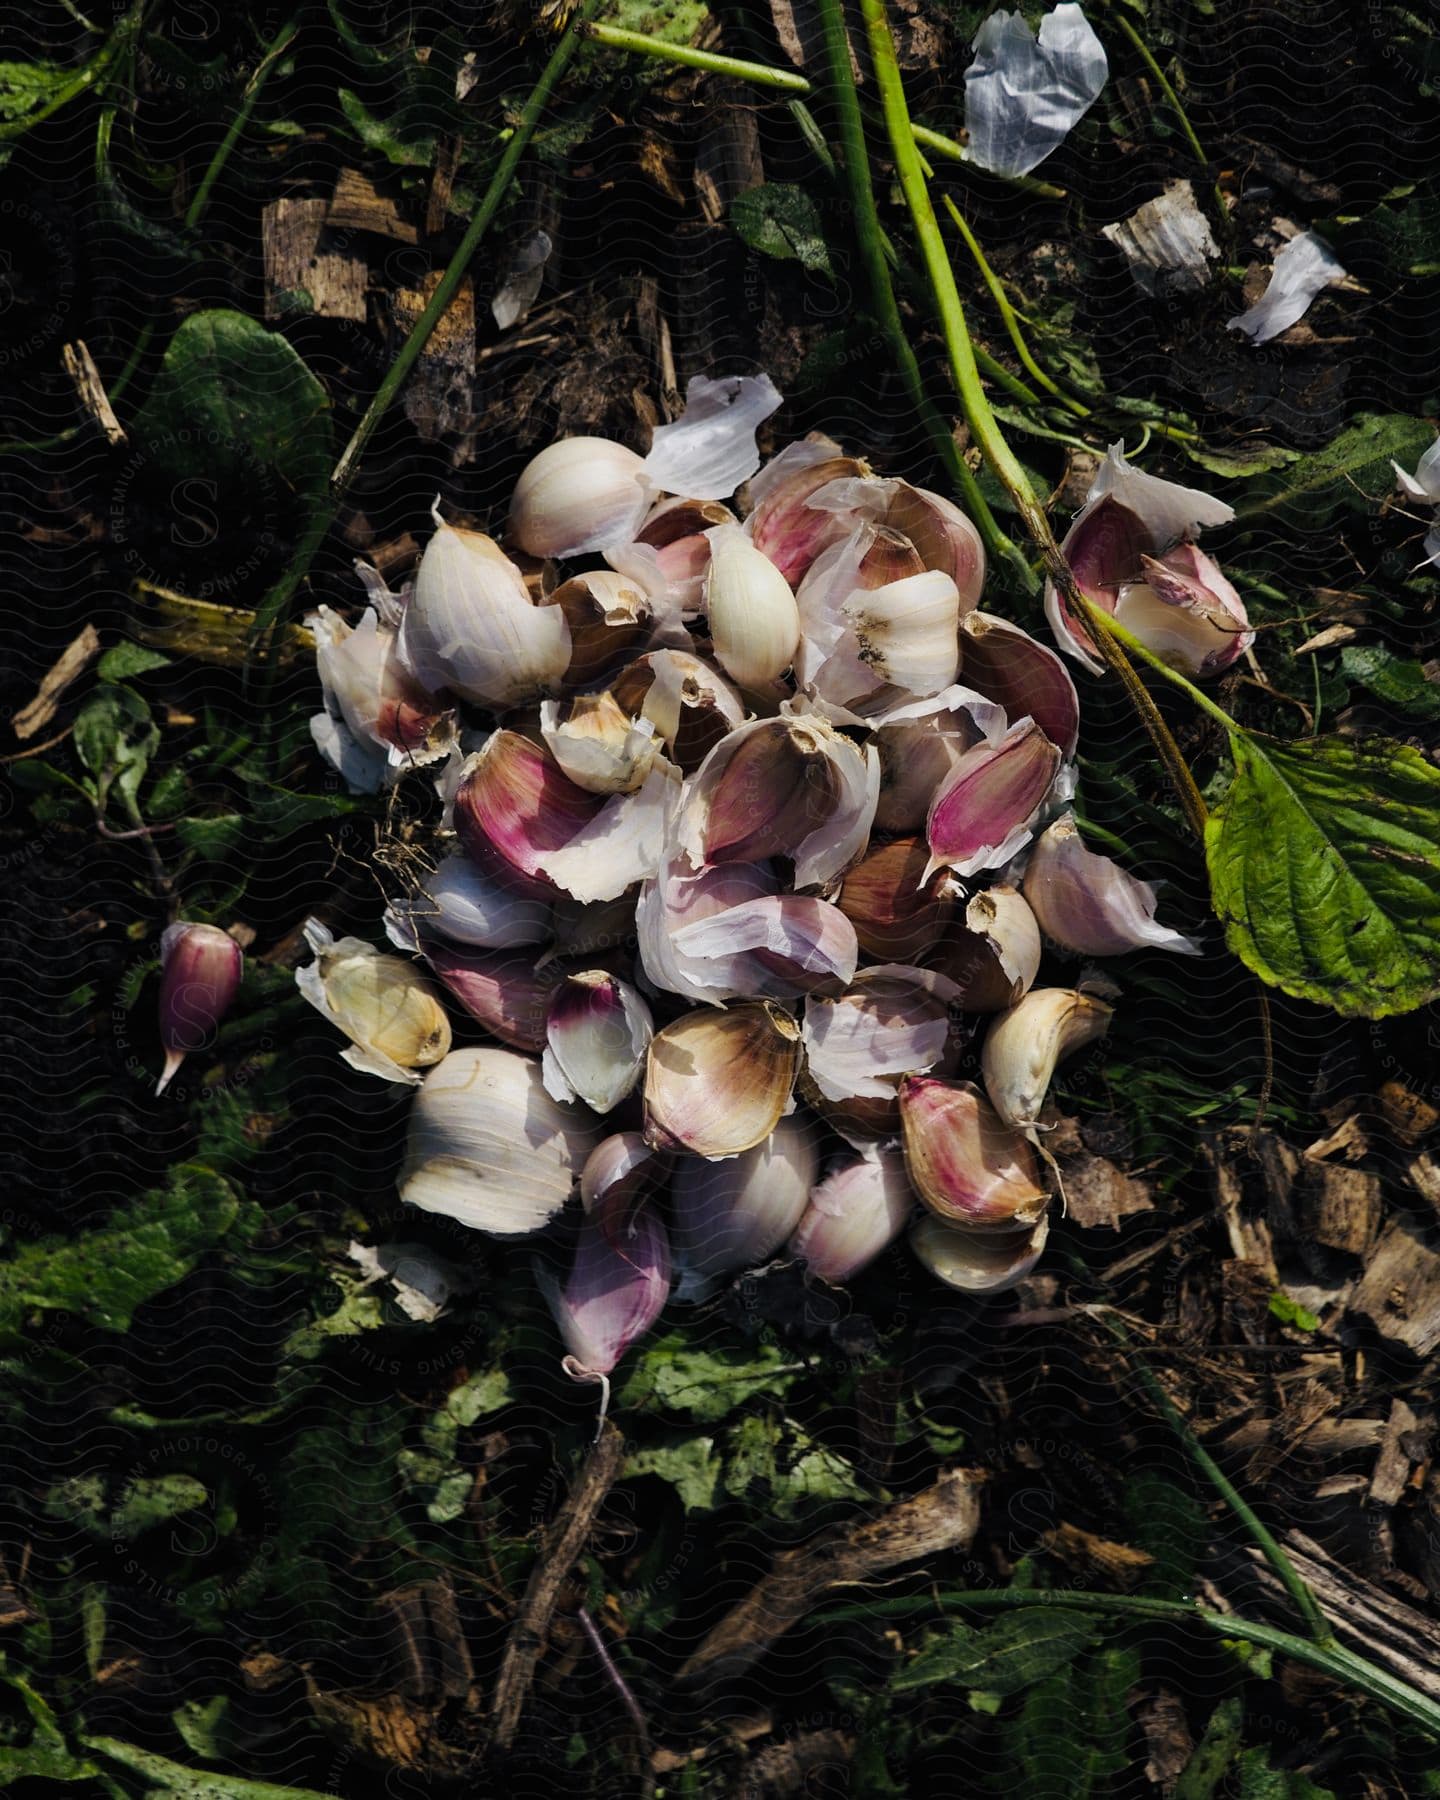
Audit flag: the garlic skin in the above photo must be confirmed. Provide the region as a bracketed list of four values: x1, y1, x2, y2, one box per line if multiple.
[542, 1202, 671, 1375]
[671, 1114, 819, 1298]
[421, 942, 560, 1052]
[611, 648, 746, 772]
[155, 922, 244, 1095]
[1115, 543, 1253, 677]
[643, 1002, 801, 1159]
[934, 886, 1043, 1012]
[540, 692, 659, 794]
[909, 1212, 1049, 1294]
[509, 437, 652, 559]
[399, 519, 571, 709]
[801, 965, 962, 1142]
[543, 569, 652, 687]
[959, 610, 1080, 757]
[837, 836, 959, 963]
[898, 1076, 1049, 1230]
[980, 986, 1115, 1132]
[297, 918, 452, 1085]
[579, 1131, 670, 1217]
[387, 853, 552, 951]
[542, 970, 654, 1112]
[925, 716, 1062, 879]
[400, 1044, 598, 1234]
[789, 1143, 915, 1284]
[870, 685, 1006, 834]
[747, 452, 870, 584]
[640, 372, 783, 501]
[1024, 815, 1201, 957]
[703, 523, 801, 691]
[308, 599, 456, 795]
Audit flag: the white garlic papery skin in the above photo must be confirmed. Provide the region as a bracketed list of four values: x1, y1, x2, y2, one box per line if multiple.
[388, 854, 552, 950]
[671, 1115, 819, 1299]
[1023, 815, 1202, 957]
[980, 986, 1115, 1132]
[933, 886, 1043, 1013]
[702, 522, 801, 691]
[509, 437, 653, 559]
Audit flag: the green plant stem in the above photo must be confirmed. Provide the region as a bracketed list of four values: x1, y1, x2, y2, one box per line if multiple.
[1105, 11, 1226, 222]
[813, 0, 1028, 585]
[585, 20, 810, 90]
[815, 1590, 1440, 1738]
[245, 0, 602, 677]
[185, 15, 300, 227]
[910, 122, 1066, 200]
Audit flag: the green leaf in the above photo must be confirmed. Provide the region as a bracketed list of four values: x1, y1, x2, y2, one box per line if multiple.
[97, 642, 172, 682]
[82, 1735, 335, 1800]
[1122, 1471, 1210, 1596]
[178, 812, 248, 860]
[0, 56, 99, 130]
[337, 88, 435, 165]
[723, 1413, 868, 1520]
[892, 1606, 1106, 1695]
[1341, 645, 1440, 720]
[1234, 1745, 1339, 1800]
[1180, 438, 1299, 479]
[73, 683, 159, 811]
[624, 1434, 723, 1513]
[1246, 412, 1435, 518]
[111, 1473, 209, 1540]
[1268, 1290, 1321, 1332]
[132, 308, 331, 506]
[730, 183, 834, 275]
[1206, 730, 1440, 1018]
[445, 1366, 513, 1426]
[615, 1330, 801, 1422]
[993, 1644, 1139, 1796]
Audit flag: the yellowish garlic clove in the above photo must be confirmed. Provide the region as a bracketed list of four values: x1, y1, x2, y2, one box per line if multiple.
[540, 691, 659, 794]
[702, 522, 801, 691]
[898, 1075, 1049, 1230]
[980, 985, 1115, 1132]
[909, 1212, 1049, 1294]
[643, 1001, 801, 1159]
[297, 918, 452, 1085]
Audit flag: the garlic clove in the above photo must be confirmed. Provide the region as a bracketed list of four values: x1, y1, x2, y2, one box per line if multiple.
[671, 1114, 818, 1298]
[542, 970, 654, 1112]
[540, 691, 659, 794]
[421, 941, 562, 1052]
[839, 570, 962, 705]
[453, 730, 602, 898]
[789, 1143, 915, 1284]
[746, 453, 871, 583]
[898, 1075, 1049, 1230]
[542, 1202, 671, 1377]
[1118, 544, 1253, 677]
[800, 965, 961, 1142]
[933, 885, 1043, 1012]
[869, 685, 1006, 834]
[881, 481, 986, 607]
[532, 757, 679, 904]
[155, 922, 244, 1095]
[400, 1044, 598, 1235]
[542, 568, 652, 687]
[703, 522, 801, 691]
[509, 437, 652, 559]
[925, 716, 1062, 879]
[909, 1212, 1049, 1294]
[980, 985, 1115, 1132]
[636, 857, 781, 1003]
[308, 600, 456, 795]
[297, 918, 452, 1085]
[611, 648, 746, 772]
[1023, 815, 1201, 957]
[579, 1131, 670, 1216]
[636, 496, 735, 613]
[668, 893, 859, 998]
[387, 853, 552, 950]
[643, 1002, 801, 1159]
[837, 835, 959, 963]
[958, 610, 1080, 757]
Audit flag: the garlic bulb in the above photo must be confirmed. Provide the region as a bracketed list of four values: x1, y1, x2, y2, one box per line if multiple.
[296, 919, 451, 1085]
[155, 922, 244, 1095]
[925, 717, 1062, 879]
[909, 1212, 1049, 1294]
[542, 970, 654, 1112]
[789, 1143, 915, 1284]
[643, 1002, 801, 1159]
[509, 437, 652, 559]
[703, 523, 801, 690]
[1024, 815, 1201, 957]
[671, 1114, 818, 1298]
[400, 1044, 598, 1234]
[898, 1076, 1049, 1231]
[980, 985, 1115, 1132]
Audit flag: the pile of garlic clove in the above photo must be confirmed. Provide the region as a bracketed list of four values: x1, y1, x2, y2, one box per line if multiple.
[288, 376, 1230, 1400]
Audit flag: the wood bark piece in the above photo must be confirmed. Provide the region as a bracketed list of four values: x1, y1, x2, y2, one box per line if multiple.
[490, 1421, 626, 1749]
[262, 197, 367, 323]
[677, 1467, 983, 1686]
[1370, 1399, 1425, 1508]
[387, 270, 476, 446]
[1348, 1217, 1440, 1358]
[61, 341, 125, 445]
[693, 78, 764, 226]
[12, 622, 100, 739]
[327, 166, 418, 244]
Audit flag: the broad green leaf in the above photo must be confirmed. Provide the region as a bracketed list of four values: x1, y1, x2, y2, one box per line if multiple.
[892, 1606, 1105, 1695]
[1246, 412, 1434, 518]
[111, 1473, 209, 1540]
[1173, 1696, 1245, 1800]
[1121, 1471, 1209, 1596]
[723, 1413, 868, 1520]
[337, 87, 434, 165]
[97, 642, 171, 682]
[73, 683, 159, 811]
[178, 812, 247, 860]
[730, 183, 834, 275]
[624, 1434, 723, 1513]
[993, 1644, 1139, 1796]
[1181, 438, 1298, 479]
[616, 1330, 801, 1422]
[1206, 731, 1440, 1018]
[132, 308, 331, 506]
[445, 1366, 513, 1426]
[1341, 644, 1440, 721]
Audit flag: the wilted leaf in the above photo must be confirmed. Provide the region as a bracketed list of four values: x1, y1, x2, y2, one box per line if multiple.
[730, 183, 834, 275]
[1206, 731, 1440, 1018]
[1247, 412, 1435, 518]
[616, 1330, 801, 1422]
[892, 1605, 1105, 1695]
[625, 1434, 723, 1512]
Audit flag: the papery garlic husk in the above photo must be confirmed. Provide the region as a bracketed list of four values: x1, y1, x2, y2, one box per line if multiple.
[421, 941, 562, 1052]
[388, 853, 552, 950]
[542, 568, 652, 687]
[400, 1044, 599, 1234]
[909, 1212, 1049, 1294]
[933, 886, 1043, 1012]
[870, 685, 1007, 834]
[635, 496, 735, 613]
[580, 1131, 670, 1218]
[789, 1143, 915, 1284]
[308, 598, 457, 795]
[925, 716, 1062, 879]
[959, 610, 1080, 757]
[155, 922, 244, 1095]
[542, 970, 654, 1112]
[1024, 815, 1202, 957]
[398, 518, 571, 709]
[297, 918, 451, 1085]
[540, 691, 659, 794]
[509, 437, 652, 559]
[678, 713, 878, 890]
[898, 1075, 1049, 1230]
[637, 857, 858, 1003]
[703, 522, 801, 691]
[611, 648, 747, 773]
[541, 1202, 671, 1377]
[640, 372, 783, 500]
[837, 836, 960, 962]
[746, 452, 871, 583]
[643, 1002, 801, 1158]
[980, 986, 1115, 1132]
[803, 474, 986, 608]
[1113, 543, 1254, 677]
[348, 1238, 472, 1323]
[671, 1114, 819, 1298]
[801, 965, 963, 1142]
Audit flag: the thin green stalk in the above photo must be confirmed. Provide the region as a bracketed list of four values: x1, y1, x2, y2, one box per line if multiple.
[246, 0, 602, 677]
[184, 15, 299, 227]
[1106, 11, 1226, 222]
[815, 1590, 1440, 1738]
[813, 0, 1028, 585]
[585, 20, 810, 90]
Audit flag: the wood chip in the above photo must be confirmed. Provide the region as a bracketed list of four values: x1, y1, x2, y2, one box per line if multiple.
[262, 196, 367, 323]
[1049, 1116, 1154, 1231]
[12, 622, 101, 739]
[693, 79, 764, 226]
[1348, 1218, 1440, 1358]
[1370, 1399, 1424, 1508]
[61, 341, 125, 445]
[327, 166, 418, 244]
[1378, 1079, 1440, 1147]
[1040, 1520, 1155, 1587]
[386, 271, 475, 445]
[1293, 622, 1358, 656]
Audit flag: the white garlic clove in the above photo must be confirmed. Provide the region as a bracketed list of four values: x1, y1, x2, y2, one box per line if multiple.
[934, 886, 1043, 1013]
[702, 522, 801, 691]
[909, 1212, 1049, 1294]
[542, 970, 654, 1113]
[898, 1075, 1049, 1230]
[670, 1114, 819, 1299]
[643, 1002, 801, 1159]
[1023, 815, 1201, 957]
[509, 437, 652, 559]
[980, 986, 1115, 1132]
[540, 691, 659, 794]
[579, 1131, 670, 1217]
[308, 599, 456, 795]
[387, 853, 552, 951]
[789, 1143, 915, 1284]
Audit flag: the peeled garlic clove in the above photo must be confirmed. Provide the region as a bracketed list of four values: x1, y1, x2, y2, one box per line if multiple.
[542, 970, 654, 1112]
[297, 918, 451, 1085]
[1024, 815, 1201, 957]
[801, 965, 961, 1141]
[542, 1202, 671, 1377]
[703, 522, 801, 691]
[671, 1114, 819, 1298]
[401, 1044, 598, 1234]
[540, 692, 658, 794]
[934, 886, 1043, 1012]
[542, 568, 653, 687]
[1118, 544, 1253, 677]
[579, 1131, 670, 1217]
[389, 854, 552, 950]
[925, 717, 1062, 879]
[155, 922, 244, 1095]
[453, 730, 602, 897]
[980, 986, 1115, 1132]
[398, 519, 571, 709]
[898, 1076, 1048, 1230]
[746, 452, 869, 583]
[611, 648, 746, 772]
[837, 836, 958, 962]
[643, 1002, 800, 1159]
[959, 611, 1080, 757]
[509, 437, 652, 559]
[789, 1144, 915, 1284]
[870, 685, 1006, 834]
[909, 1212, 1049, 1294]
[422, 942, 561, 1051]
[308, 600, 456, 795]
